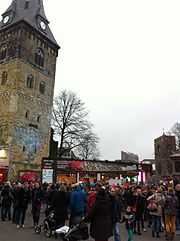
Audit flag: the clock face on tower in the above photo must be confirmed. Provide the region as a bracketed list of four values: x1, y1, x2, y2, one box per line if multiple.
[40, 20, 47, 31]
[3, 15, 10, 24]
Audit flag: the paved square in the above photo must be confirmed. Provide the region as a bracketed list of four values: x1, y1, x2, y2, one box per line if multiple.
[0, 213, 179, 241]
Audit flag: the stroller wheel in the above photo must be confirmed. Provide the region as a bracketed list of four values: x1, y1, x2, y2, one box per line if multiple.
[43, 221, 52, 238]
[34, 226, 41, 234]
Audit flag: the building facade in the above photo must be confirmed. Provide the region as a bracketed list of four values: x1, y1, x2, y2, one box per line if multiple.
[154, 134, 176, 177]
[0, 0, 59, 179]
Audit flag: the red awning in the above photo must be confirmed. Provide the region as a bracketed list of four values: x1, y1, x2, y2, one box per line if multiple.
[69, 160, 84, 171]
[20, 172, 38, 182]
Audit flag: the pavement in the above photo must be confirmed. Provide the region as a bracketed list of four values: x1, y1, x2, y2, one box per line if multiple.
[0, 211, 179, 241]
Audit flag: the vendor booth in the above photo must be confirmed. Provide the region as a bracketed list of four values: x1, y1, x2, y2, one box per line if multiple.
[41, 158, 139, 184]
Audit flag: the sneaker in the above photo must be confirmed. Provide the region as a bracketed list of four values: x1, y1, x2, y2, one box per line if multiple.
[21, 225, 25, 228]
[17, 225, 20, 229]
[143, 228, 147, 232]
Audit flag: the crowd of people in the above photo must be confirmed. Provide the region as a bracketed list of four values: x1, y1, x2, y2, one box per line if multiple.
[0, 180, 180, 241]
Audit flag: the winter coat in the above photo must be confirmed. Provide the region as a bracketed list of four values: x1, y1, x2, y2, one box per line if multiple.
[88, 190, 113, 240]
[31, 187, 43, 209]
[123, 190, 134, 207]
[1, 186, 13, 208]
[164, 193, 178, 216]
[70, 187, 87, 217]
[111, 194, 122, 224]
[46, 188, 57, 206]
[52, 191, 69, 221]
[87, 191, 96, 215]
[15, 187, 31, 209]
[147, 193, 165, 217]
[133, 194, 146, 217]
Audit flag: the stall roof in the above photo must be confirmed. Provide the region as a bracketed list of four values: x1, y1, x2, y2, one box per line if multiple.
[84, 160, 138, 172]
[43, 158, 139, 173]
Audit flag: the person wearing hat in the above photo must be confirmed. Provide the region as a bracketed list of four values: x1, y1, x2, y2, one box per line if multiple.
[69, 184, 87, 227]
[164, 187, 178, 240]
[86, 187, 113, 241]
[110, 187, 122, 241]
[52, 185, 69, 228]
[147, 187, 165, 238]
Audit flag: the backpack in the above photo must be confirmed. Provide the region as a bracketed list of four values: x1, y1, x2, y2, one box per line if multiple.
[165, 194, 177, 215]
[147, 199, 158, 212]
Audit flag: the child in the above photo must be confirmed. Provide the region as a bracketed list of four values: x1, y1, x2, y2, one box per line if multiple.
[121, 206, 135, 241]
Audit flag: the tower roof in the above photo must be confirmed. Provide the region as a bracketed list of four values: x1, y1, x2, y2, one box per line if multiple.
[0, 0, 59, 48]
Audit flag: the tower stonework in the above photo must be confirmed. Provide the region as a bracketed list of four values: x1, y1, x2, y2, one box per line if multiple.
[0, 0, 59, 178]
[154, 134, 176, 177]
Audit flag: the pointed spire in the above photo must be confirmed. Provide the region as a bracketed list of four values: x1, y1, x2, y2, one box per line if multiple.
[0, 0, 59, 47]
[2, 0, 16, 15]
[37, 0, 49, 23]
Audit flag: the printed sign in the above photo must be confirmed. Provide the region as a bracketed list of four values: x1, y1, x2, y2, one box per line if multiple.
[42, 169, 53, 183]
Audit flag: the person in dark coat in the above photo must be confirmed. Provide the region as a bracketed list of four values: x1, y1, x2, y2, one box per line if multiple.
[31, 183, 43, 227]
[15, 183, 31, 228]
[1, 183, 13, 221]
[52, 185, 69, 227]
[110, 187, 122, 241]
[87, 187, 113, 241]
[123, 188, 134, 208]
[133, 187, 146, 235]
[164, 188, 178, 240]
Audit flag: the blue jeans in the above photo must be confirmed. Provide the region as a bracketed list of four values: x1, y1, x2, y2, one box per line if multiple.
[152, 215, 161, 234]
[15, 207, 27, 226]
[114, 222, 121, 241]
[1, 206, 11, 221]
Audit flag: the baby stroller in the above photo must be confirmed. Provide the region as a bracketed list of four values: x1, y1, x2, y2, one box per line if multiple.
[56, 220, 89, 241]
[35, 211, 57, 238]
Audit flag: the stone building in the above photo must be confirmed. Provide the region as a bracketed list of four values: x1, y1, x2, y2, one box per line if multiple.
[170, 152, 180, 180]
[0, 0, 59, 179]
[154, 134, 176, 177]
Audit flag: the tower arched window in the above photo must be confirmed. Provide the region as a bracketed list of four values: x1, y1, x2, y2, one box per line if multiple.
[1, 71, 8, 85]
[25, 0, 30, 9]
[25, 110, 30, 119]
[26, 74, 34, 88]
[35, 48, 44, 67]
[0, 46, 7, 60]
[39, 81, 46, 94]
[37, 115, 41, 123]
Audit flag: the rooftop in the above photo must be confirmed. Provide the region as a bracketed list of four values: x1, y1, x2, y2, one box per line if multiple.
[0, 0, 59, 48]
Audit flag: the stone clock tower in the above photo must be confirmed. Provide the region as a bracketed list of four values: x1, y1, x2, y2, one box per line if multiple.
[0, 0, 59, 179]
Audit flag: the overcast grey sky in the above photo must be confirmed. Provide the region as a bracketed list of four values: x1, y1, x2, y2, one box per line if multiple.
[1, 0, 180, 160]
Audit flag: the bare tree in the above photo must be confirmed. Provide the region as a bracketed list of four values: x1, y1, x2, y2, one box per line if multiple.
[169, 122, 180, 149]
[76, 130, 100, 160]
[52, 90, 99, 158]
